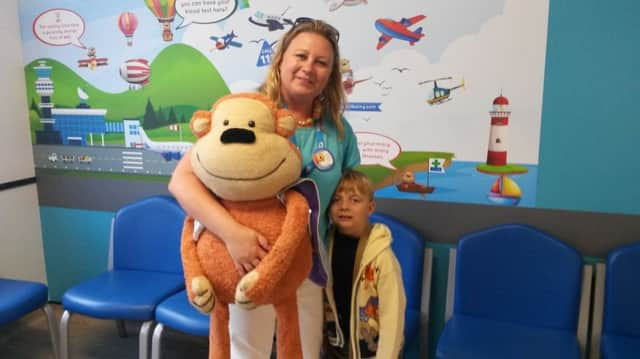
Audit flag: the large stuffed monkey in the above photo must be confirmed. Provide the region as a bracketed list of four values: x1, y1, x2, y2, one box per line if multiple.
[180, 93, 313, 359]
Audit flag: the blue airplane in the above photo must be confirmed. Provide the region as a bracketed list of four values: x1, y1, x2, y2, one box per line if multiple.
[210, 31, 242, 50]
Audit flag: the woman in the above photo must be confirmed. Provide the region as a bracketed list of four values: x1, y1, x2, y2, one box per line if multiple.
[168, 19, 360, 358]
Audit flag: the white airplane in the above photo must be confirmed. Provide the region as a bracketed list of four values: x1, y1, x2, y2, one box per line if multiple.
[138, 126, 192, 161]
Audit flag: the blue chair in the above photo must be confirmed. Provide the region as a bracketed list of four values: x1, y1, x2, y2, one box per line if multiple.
[436, 223, 592, 359]
[149, 212, 432, 359]
[590, 242, 640, 359]
[150, 290, 210, 359]
[59, 195, 186, 359]
[370, 213, 432, 358]
[0, 278, 59, 358]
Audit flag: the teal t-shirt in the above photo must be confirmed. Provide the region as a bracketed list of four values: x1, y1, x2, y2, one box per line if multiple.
[292, 113, 361, 248]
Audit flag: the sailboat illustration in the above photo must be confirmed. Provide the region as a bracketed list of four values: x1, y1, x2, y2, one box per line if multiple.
[487, 175, 522, 206]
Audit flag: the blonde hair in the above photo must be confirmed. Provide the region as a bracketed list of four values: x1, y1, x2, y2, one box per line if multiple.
[261, 19, 346, 138]
[335, 170, 374, 201]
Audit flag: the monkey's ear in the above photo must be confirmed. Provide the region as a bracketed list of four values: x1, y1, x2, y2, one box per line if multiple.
[275, 109, 296, 137]
[190, 110, 212, 138]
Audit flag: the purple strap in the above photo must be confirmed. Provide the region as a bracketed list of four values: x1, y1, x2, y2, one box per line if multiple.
[287, 178, 327, 287]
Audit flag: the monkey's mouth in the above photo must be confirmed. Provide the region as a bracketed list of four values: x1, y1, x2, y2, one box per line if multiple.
[195, 151, 289, 181]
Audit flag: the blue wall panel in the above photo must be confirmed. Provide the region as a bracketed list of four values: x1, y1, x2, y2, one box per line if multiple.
[39, 206, 113, 301]
[538, 0, 640, 214]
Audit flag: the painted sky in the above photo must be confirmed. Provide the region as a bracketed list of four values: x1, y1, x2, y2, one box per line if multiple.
[19, 0, 548, 164]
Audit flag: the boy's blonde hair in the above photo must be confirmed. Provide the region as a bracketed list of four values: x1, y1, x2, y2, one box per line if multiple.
[335, 170, 374, 201]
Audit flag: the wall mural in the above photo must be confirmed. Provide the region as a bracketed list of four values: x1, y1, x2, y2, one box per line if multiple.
[19, 0, 549, 208]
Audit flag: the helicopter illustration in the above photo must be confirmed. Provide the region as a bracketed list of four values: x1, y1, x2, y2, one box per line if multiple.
[418, 76, 465, 105]
[210, 31, 243, 50]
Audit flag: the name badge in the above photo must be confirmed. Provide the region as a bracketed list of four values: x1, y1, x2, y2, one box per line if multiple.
[312, 148, 334, 171]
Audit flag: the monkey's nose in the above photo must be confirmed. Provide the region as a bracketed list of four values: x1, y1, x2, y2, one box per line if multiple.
[220, 128, 255, 144]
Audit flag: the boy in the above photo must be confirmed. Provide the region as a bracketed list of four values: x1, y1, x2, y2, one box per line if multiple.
[324, 170, 406, 358]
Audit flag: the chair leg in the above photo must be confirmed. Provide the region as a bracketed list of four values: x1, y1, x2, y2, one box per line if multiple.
[151, 323, 165, 359]
[59, 310, 72, 359]
[139, 320, 155, 359]
[42, 304, 60, 359]
[116, 319, 128, 338]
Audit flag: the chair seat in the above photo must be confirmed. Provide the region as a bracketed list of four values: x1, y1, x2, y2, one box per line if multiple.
[436, 314, 580, 359]
[0, 278, 48, 325]
[155, 290, 210, 336]
[602, 333, 640, 359]
[62, 270, 184, 321]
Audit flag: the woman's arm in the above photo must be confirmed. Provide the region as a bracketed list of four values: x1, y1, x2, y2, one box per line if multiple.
[168, 149, 270, 273]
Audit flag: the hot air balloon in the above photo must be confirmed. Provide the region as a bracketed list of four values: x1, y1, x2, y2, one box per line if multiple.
[144, 0, 177, 41]
[117, 12, 138, 46]
[119, 59, 151, 90]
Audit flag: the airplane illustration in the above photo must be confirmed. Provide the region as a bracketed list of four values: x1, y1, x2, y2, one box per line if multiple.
[210, 31, 243, 50]
[327, 0, 368, 12]
[340, 58, 372, 95]
[138, 126, 192, 161]
[374, 15, 426, 50]
[248, 10, 308, 31]
[77, 47, 108, 70]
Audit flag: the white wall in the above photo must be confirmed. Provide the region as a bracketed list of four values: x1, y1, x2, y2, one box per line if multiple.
[0, 0, 47, 283]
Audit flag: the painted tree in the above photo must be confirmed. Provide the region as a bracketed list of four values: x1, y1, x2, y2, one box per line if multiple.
[156, 106, 167, 127]
[143, 98, 158, 129]
[168, 107, 177, 125]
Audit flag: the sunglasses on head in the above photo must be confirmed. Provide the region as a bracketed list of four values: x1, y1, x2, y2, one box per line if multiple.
[292, 17, 340, 44]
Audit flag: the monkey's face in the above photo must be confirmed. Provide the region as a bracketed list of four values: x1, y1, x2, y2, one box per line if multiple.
[340, 58, 352, 73]
[402, 171, 415, 184]
[191, 97, 301, 201]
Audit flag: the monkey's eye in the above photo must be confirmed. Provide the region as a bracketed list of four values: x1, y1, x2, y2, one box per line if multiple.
[248, 120, 255, 128]
[223, 119, 229, 126]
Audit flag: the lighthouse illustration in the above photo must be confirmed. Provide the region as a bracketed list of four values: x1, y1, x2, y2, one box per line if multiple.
[486, 95, 510, 166]
[476, 93, 528, 206]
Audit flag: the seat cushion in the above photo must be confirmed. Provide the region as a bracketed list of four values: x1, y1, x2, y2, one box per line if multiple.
[62, 270, 184, 321]
[155, 290, 210, 336]
[602, 333, 640, 359]
[436, 314, 580, 359]
[0, 278, 48, 325]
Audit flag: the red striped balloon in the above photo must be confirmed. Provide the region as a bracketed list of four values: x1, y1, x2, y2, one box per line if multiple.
[117, 12, 138, 46]
[119, 59, 151, 86]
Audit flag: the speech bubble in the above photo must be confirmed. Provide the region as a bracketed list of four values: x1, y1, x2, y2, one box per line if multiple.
[356, 132, 401, 169]
[33, 8, 86, 49]
[175, 0, 237, 29]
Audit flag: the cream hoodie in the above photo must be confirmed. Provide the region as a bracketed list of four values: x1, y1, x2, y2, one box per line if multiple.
[324, 223, 406, 358]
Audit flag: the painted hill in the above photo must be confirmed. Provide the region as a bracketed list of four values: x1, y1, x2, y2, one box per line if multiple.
[24, 43, 230, 123]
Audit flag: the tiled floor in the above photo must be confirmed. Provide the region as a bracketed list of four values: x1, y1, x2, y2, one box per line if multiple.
[0, 302, 209, 359]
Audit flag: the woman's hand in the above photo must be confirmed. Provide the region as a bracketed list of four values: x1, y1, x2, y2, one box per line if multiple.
[223, 222, 271, 275]
[169, 150, 271, 275]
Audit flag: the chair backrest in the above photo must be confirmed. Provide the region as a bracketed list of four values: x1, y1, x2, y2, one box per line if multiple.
[369, 214, 425, 330]
[370, 213, 425, 315]
[453, 223, 583, 330]
[112, 195, 185, 274]
[603, 242, 640, 337]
